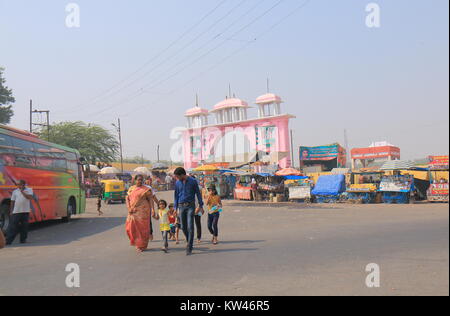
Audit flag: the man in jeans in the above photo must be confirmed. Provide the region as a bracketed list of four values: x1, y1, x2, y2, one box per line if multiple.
[174, 168, 204, 256]
[6, 180, 34, 245]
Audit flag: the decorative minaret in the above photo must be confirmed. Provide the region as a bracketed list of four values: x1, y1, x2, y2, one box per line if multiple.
[185, 95, 209, 128]
[255, 93, 283, 118]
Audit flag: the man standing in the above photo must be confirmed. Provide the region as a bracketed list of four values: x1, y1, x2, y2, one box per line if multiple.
[174, 167, 204, 256]
[6, 180, 34, 245]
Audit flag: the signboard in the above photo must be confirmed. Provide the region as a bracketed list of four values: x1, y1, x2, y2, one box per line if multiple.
[347, 184, 378, 193]
[289, 186, 311, 200]
[300, 144, 346, 167]
[429, 155, 449, 170]
[429, 183, 449, 196]
[351, 146, 401, 160]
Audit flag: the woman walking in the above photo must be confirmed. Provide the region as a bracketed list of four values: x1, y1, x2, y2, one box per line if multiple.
[126, 175, 156, 253]
[206, 185, 222, 245]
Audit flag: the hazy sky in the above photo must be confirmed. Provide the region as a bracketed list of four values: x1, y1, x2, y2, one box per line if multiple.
[1, 0, 448, 163]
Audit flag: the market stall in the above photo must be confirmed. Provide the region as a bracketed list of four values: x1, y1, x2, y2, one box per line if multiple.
[427, 155, 449, 202]
[346, 170, 384, 204]
[234, 174, 255, 201]
[256, 174, 286, 202]
[378, 174, 415, 204]
[285, 176, 313, 202]
[311, 174, 346, 203]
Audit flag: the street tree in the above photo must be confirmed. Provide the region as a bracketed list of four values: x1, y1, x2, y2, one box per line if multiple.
[0, 67, 15, 124]
[41, 121, 119, 164]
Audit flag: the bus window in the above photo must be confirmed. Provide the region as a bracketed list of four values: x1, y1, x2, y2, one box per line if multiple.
[51, 150, 67, 170]
[65, 152, 79, 179]
[33, 143, 54, 169]
[12, 137, 36, 167]
[0, 134, 16, 166]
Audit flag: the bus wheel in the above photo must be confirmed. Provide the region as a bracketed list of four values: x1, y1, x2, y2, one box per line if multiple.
[0, 203, 10, 233]
[62, 198, 76, 223]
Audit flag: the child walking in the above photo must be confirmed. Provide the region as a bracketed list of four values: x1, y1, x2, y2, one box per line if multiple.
[206, 185, 222, 245]
[168, 203, 177, 241]
[155, 200, 171, 253]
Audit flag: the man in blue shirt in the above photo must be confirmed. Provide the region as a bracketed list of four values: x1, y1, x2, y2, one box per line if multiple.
[174, 167, 204, 255]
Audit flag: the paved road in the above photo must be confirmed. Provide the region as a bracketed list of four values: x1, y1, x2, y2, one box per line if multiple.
[0, 191, 448, 296]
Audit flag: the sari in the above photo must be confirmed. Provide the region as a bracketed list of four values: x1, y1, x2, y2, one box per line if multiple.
[126, 185, 153, 251]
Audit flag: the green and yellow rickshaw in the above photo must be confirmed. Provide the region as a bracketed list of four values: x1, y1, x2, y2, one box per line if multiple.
[101, 180, 126, 204]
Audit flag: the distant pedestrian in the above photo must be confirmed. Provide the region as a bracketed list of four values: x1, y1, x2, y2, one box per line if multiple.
[174, 167, 204, 256]
[97, 193, 103, 216]
[6, 180, 34, 245]
[206, 185, 222, 245]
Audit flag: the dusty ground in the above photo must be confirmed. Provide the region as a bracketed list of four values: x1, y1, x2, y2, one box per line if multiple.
[0, 191, 448, 296]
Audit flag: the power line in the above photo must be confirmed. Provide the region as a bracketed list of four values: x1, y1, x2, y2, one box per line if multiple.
[85, 0, 285, 119]
[60, 0, 228, 115]
[116, 0, 311, 120]
[70, 0, 250, 113]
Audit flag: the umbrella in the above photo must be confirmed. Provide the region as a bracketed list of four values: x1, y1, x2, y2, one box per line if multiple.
[194, 165, 219, 172]
[134, 167, 152, 176]
[275, 168, 302, 176]
[89, 165, 100, 173]
[99, 167, 120, 175]
[152, 162, 168, 171]
[380, 161, 415, 170]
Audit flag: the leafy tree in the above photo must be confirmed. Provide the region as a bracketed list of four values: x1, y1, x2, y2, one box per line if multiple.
[40, 121, 119, 164]
[123, 156, 151, 164]
[0, 67, 15, 124]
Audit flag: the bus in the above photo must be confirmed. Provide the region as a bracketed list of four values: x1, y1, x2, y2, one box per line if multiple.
[0, 124, 87, 232]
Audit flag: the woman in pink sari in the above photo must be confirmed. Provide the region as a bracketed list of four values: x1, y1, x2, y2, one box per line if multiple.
[126, 175, 155, 253]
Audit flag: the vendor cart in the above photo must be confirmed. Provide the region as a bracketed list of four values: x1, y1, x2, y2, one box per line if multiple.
[286, 177, 312, 202]
[427, 156, 449, 202]
[379, 174, 415, 204]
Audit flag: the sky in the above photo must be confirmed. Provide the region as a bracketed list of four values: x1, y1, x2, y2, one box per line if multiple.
[0, 0, 448, 164]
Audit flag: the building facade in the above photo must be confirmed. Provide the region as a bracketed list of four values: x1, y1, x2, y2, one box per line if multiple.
[182, 93, 295, 170]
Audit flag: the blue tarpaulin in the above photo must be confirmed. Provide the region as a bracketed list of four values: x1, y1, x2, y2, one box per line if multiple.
[284, 176, 309, 180]
[312, 175, 346, 196]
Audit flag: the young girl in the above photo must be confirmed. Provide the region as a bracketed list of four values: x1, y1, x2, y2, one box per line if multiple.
[206, 185, 222, 245]
[154, 200, 171, 253]
[168, 203, 177, 241]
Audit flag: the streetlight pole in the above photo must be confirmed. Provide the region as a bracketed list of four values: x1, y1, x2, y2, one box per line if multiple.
[118, 119, 124, 173]
[113, 119, 124, 174]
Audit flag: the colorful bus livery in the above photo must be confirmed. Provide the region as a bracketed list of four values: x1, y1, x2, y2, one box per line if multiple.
[0, 125, 87, 231]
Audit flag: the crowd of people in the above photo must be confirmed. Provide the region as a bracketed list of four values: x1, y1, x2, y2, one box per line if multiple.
[1, 168, 222, 256]
[125, 168, 223, 255]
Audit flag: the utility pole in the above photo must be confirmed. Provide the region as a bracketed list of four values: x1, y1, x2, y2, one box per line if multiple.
[118, 119, 124, 173]
[290, 129, 295, 168]
[344, 129, 350, 168]
[157, 145, 160, 163]
[31, 108, 51, 141]
[29, 100, 33, 133]
[112, 119, 124, 173]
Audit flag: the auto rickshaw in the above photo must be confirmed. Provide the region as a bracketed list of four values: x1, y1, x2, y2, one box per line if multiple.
[101, 180, 126, 204]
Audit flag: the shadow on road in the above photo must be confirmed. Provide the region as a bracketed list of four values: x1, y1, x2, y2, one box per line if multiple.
[15, 216, 126, 247]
